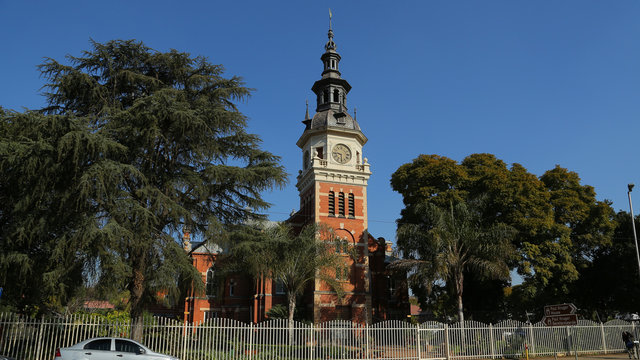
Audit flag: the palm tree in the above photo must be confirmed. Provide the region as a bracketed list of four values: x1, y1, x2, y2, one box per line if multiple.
[232, 223, 344, 338]
[393, 199, 514, 324]
[271, 224, 345, 329]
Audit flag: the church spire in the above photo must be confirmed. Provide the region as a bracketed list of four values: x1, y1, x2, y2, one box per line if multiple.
[321, 27, 340, 79]
[305, 100, 310, 120]
[312, 22, 352, 114]
[302, 99, 311, 128]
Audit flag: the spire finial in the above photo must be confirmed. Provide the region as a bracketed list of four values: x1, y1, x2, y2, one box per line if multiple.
[305, 100, 310, 120]
[354, 107, 357, 121]
[325, 9, 336, 51]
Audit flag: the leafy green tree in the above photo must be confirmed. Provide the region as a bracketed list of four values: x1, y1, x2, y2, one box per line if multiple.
[521, 166, 616, 302]
[541, 166, 616, 263]
[391, 153, 615, 319]
[392, 200, 514, 324]
[1, 40, 286, 339]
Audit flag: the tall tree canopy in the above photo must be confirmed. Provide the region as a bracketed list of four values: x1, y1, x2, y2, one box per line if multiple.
[391, 153, 615, 320]
[0, 40, 287, 329]
[0, 108, 121, 313]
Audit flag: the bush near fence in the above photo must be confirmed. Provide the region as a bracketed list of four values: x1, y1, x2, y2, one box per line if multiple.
[0, 313, 636, 360]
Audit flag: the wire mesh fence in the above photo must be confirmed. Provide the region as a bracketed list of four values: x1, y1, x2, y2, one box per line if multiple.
[0, 313, 635, 360]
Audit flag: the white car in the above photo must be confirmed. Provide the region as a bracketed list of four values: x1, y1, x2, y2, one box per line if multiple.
[55, 337, 178, 360]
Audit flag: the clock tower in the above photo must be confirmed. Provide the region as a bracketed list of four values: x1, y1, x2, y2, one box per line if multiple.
[295, 27, 373, 323]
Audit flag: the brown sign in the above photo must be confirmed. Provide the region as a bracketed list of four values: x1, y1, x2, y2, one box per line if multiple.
[544, 303, 577, 316]
[543, 314, 578, 326]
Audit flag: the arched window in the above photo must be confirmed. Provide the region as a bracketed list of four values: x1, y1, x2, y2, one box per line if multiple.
[335, 265, 350, 281]
[335, 239, 348, 254]
[334, 89, 340, 103]
[388, 277, 397, 297]
[328, 191, 335, 216]
[323, 90, 329, 104]
[206, 267, 216, 297]
[338, 192, 345, 217]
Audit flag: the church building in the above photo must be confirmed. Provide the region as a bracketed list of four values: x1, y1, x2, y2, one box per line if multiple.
[179, 26, 409, 324]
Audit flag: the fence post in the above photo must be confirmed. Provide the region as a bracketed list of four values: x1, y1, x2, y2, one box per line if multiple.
[248, 323, 254, 360]
[445, 324, 451, 360]
[34, 316, 46, 360]
[600, 322, 607, 354]
[366, 323, 371, 360]
[310, 323, 314, 360]
[489, 323, 495, 359]
[566, 326, 573, 356]
[416, 324, 422, 360]
[182, 319, 187, 360]
[528, 322, 535, 356]
[573, 326, 579, 360]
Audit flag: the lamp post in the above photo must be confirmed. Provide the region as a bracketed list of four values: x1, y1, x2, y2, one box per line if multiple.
[627, 184, 640, 281]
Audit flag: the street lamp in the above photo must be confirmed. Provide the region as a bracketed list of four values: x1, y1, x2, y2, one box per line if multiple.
[627, 184, 640, 282]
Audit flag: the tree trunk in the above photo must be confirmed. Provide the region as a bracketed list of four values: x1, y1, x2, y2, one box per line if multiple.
[288, 294, 296, 345]
[457, 292, 464, 324]
[455, 271, 465, 343]
[129, 253, 146, 342]
[455, 271, 464, 325]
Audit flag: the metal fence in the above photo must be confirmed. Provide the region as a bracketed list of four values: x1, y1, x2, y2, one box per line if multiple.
[0, 313, 635, 360]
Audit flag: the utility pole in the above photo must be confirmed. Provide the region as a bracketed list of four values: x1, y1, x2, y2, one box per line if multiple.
[627, 184, 640, 282]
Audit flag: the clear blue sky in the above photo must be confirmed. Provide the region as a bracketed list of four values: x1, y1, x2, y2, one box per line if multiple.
[2, 1, 640, 245]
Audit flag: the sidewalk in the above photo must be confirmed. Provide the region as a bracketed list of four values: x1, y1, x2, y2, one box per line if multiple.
[521, 352, 630, 360]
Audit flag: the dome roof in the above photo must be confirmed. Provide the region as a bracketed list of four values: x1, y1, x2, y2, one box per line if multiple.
[310, 109, 360, 131]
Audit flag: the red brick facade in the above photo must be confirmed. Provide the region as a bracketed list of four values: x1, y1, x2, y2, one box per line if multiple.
[180, 240, 290, 324]
[177, 228, 409, 324]
[307, 182, 371, 323]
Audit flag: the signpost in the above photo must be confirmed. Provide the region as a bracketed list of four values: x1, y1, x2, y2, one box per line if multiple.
[543, 314, 578, 326]
[544, 303, 577, 317]
[543, 303, 578, 326]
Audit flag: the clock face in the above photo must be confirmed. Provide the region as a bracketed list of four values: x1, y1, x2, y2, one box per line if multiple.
[332, 144, 352, 164]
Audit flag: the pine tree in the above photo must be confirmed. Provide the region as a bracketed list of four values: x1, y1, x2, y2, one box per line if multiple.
[1, 40, 286, 337]
[0, 108, 120, 313]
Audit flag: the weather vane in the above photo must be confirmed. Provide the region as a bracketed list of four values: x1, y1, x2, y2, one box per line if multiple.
[329, 8, 333, 30]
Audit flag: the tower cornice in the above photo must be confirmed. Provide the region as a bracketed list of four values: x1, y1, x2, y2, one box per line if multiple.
[312, 77, 352, 95]
[296, 164, 372, 193]
[297, 127, 367, 149]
